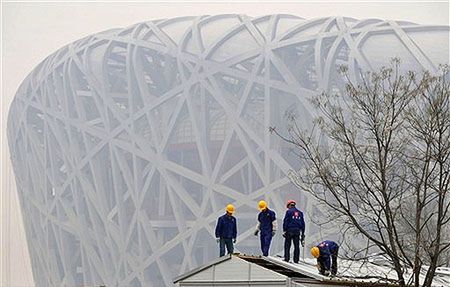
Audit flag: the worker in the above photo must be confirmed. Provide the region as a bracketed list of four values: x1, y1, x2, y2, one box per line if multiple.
[283, 199, 305, 263]
[253, 200, 277, 256]
[215, 204, 237, 257]
[311, 240, 339, 276]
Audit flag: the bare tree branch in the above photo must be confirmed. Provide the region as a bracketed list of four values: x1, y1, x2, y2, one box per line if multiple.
[271, 61, 450, 287]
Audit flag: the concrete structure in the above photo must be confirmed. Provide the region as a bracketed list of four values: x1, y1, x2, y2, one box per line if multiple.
[7, 14, 450, 286]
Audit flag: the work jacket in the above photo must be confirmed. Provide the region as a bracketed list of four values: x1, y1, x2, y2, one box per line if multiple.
[283, 207, 305, 234]
[257, 209, 277, 233]
[215, 214, 237, 239]
[317, 240, 339, 270]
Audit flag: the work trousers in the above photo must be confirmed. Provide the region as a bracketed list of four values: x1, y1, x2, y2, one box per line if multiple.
[318, 247, 339, 275]
[331, 247, 339, 275]
[219, 238, 234, 257]
[284, 230, 300, 263]
[260, 231, 273, 256]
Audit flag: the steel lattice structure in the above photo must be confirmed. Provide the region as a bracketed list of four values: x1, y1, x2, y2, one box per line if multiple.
[7, 14, 449, 287]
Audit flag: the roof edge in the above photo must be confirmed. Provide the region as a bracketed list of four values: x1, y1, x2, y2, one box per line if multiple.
[173, 254, 232, 283]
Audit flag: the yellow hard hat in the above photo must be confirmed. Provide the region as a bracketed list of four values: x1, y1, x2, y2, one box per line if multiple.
[311, 246, 320, 258]
[258, 200, 268, 211]
[226, 204, 235, 214]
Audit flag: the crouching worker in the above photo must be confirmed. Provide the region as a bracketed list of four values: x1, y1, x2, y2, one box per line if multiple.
[215, 204, 237, 257]
[311, 240, 339, 276]
[254, 200, 277, 256]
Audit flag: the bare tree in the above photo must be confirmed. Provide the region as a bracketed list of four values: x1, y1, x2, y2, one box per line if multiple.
[270, 60, 450, 287]
[402, 67, 450, 286]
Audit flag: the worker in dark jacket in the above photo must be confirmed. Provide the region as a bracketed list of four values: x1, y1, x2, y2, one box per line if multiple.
[283, 199, 305, 263]
[311, 240, 339, 276]
[215, 204, 237, 257]
[254, 200, 277, 256]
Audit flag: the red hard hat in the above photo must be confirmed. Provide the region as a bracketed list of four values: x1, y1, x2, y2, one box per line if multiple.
[286, 199, 296, 208]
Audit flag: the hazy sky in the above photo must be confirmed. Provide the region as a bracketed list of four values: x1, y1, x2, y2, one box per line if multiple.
[1, 1, 449, 286]
[3, 1, 449, 113]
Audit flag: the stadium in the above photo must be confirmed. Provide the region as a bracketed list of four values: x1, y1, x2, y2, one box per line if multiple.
[7, 14, 449, 286]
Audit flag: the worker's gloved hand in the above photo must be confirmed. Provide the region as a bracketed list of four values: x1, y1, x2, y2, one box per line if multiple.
[271, 231, 276, 236]
[254, 230, 259, 236]
[233, 238, 236, 244]
[282, 232, 286, 238]
[216, 238, 220, 243]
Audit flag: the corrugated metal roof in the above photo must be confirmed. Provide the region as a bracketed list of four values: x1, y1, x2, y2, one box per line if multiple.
[266, 256, 400, 286]
[238, 255, 320, 279]
[173, 254, 232, 283]
[241, 255, 400, 286]
[174, 254, 449, 287]
[174, 254, 286, 285]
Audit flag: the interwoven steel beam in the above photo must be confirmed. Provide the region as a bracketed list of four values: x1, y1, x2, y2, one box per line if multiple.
[7, 14, 449, 286]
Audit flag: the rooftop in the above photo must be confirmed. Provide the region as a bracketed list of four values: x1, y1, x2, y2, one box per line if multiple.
[173, 254, 450, 287]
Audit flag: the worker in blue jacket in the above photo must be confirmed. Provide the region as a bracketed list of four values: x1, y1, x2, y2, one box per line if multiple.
[311, 240, 339, 276]
[253, 200, 277, 256]
[283, 199, 305, 263]
[215, 204, 237, 257]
